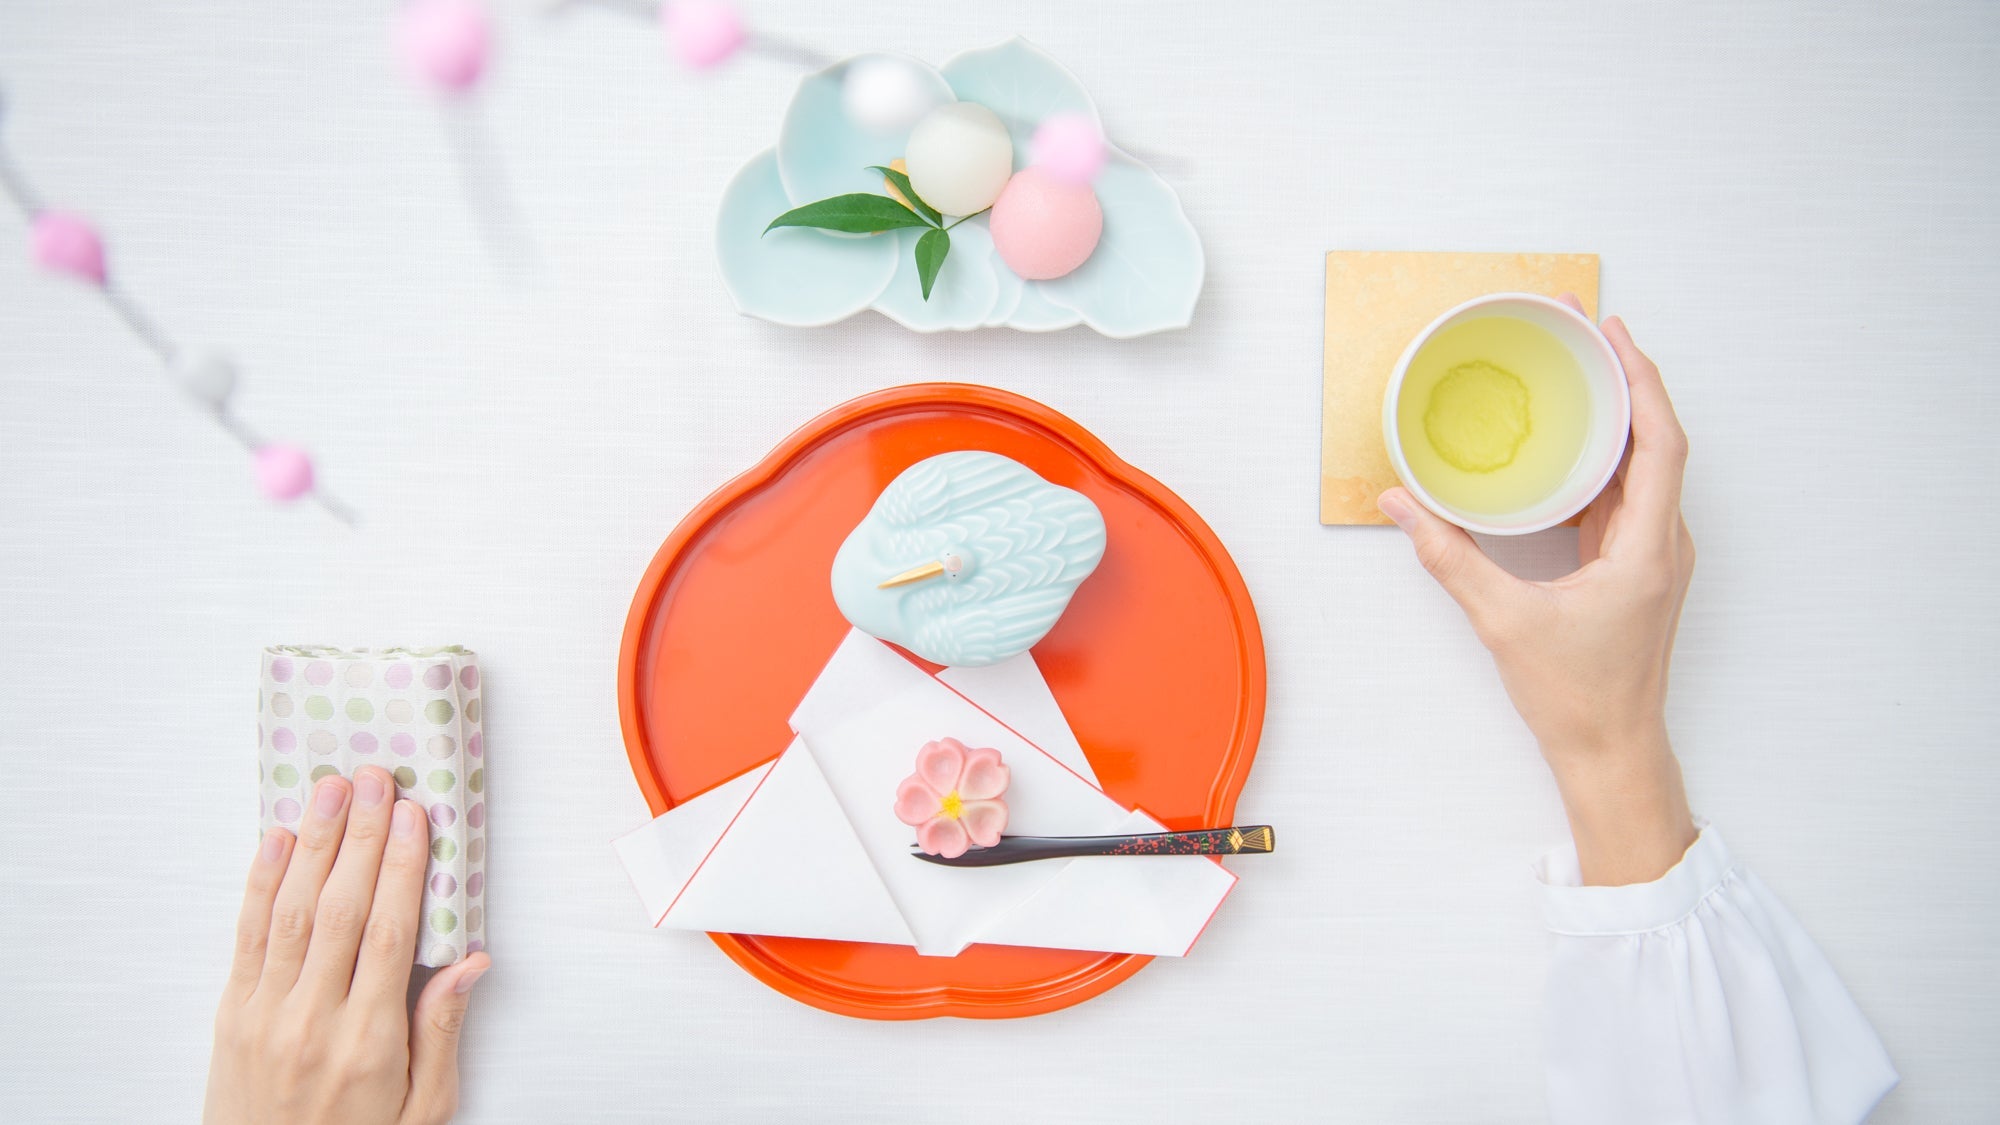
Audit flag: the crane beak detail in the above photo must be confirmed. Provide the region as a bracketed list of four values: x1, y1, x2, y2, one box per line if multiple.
[878, 560, 948, 589]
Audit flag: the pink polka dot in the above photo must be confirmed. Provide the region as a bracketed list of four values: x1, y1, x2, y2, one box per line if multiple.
[351, 731, 379, 754]
[390, 733, 416, 757]
[430, 804, 457, 827]
[466, 872, 483, 897]
[384, 663, 413, 689]
[431, 872, 458, 897]
[259, 794, 267, 818]
[305, 660, 334, 686]
[269, 657, 294, 683]
[270, 727, 296, 753]
[274, 797, 301, 825]
[467, 731, 483, 758]
[459, 666, 479, 690]
[467, 939, 484, 953]
[423, 664, 452, 690]
[467, 802, 485, 828]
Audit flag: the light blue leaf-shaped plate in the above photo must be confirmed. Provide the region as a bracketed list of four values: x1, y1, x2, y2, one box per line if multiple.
[716, 149, 898, 327]
[830, 451, 1108, 667]
[713, 38, 1202, 337]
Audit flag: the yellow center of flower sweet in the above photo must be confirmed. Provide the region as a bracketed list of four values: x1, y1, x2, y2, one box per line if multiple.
[938, 791, 964, 819]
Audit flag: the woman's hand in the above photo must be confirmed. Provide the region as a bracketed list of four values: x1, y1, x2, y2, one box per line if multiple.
[1378, 300, 1698, 885]
[205, 767, 490, 1125]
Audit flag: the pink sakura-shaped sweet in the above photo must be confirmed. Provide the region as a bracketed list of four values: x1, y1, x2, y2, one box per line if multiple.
[1029, 112, 1107, 185]
[661, 0, 744, 70]
[895, 738, 1009, 860]
[31, 212, 107, 286]
[253, 443, 315, 501]
[395, 0, 492, 93]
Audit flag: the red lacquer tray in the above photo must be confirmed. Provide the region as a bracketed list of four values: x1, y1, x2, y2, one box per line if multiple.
[617, 383, 1265, 1019]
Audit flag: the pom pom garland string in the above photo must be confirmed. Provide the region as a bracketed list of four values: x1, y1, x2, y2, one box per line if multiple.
[546, 0, 833, 70]
[0, 88, 357, 525]
[395, 0, 536, 266]
[536, 8, 1167, 179]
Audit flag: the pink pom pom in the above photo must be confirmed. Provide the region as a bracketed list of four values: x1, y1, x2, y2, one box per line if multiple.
[254, 444, 316, 501]
[661, 0, 744, 69]
[395, 0, 492, 93]
[1030, 112, 1107, 185]
[31, 212, 107, 286]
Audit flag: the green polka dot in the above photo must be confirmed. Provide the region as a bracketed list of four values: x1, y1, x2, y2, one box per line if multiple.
[432, 838, 458, 863]
[344, 698, 374, 722]
[310, 764, 340, 783]
[257, 761, 265, 783]
[468, 768, 483, 794]
[272, 764, 300, 788]
[430, 907, 458, 935]
[304, 695, 333, 720]
[465, 698, 481, 723]
[424, 699, 454, 725]
[427, 769, 456, 794]
[393, 766, 418, 790]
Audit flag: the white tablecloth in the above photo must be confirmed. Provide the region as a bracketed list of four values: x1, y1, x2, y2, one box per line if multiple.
[1, 1, 1993, 1121]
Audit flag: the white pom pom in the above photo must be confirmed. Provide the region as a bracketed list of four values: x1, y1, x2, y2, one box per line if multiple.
[173, 351, 239, 409]
[841, 57, 942, 134]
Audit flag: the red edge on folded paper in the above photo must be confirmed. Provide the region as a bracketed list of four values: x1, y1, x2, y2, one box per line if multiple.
[617, 383, 1267, 1021]
[651, 759, 782, 928]
[1181, 866, 1238, 958]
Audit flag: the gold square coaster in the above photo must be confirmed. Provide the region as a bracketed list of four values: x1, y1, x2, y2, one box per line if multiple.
[1320, 251, 1600, 525]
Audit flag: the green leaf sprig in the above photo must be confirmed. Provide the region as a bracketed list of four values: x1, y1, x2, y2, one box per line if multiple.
[764, 166, 991, 301]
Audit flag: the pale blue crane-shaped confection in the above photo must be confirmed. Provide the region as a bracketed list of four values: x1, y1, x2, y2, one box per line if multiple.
[831, 452, 1108, 668]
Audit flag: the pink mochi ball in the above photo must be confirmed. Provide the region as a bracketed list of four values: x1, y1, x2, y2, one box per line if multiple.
[254, 444, 315, 501]
[31, 212, 107, 286]
[662, 0, 745, 69]
[395, 0, 491, 93]
[988, 167, 1103, 281]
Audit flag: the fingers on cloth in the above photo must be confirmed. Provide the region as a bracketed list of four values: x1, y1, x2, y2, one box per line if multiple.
[261, 774, 353, 992]
[226, 828, 296, 1000]
[1600, 316, 1689, 535]
[297, 766, 402, 995]
[350, 796, 432, 1007]
[1379, 487, 1517, 620]
[406, 953, 490, 1125]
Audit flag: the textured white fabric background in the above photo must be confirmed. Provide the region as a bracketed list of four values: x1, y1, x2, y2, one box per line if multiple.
[1, 1, 1994, 1121]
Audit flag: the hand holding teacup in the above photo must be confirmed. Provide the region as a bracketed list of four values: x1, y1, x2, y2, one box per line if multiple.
[1379, 296, 1698, 886]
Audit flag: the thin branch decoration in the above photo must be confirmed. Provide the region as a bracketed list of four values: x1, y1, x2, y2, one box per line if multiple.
[0, 85, 357, 525]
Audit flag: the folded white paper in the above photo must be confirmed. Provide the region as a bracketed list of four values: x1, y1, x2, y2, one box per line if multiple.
[614, 629, 1235, 957]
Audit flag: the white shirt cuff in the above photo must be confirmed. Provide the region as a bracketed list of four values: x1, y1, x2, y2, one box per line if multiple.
[1534, 816, 1730, 935]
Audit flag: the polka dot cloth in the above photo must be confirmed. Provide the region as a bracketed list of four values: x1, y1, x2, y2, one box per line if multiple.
[260, 646, 485, 967]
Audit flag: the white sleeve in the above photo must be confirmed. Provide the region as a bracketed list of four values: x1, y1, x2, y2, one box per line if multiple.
[1537, 821, 1897, 1124]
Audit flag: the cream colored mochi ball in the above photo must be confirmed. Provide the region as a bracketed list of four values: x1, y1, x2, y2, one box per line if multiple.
[904, 102, 1015, 217]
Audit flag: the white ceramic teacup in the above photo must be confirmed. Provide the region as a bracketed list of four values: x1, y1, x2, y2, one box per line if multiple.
[1382, 292, 1631, 536]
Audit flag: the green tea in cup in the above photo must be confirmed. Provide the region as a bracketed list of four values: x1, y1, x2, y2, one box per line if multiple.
[1383, 294, 1630, 536]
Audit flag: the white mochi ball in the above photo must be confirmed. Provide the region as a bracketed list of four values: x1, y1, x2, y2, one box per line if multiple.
[904, 102, 1014, 217]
